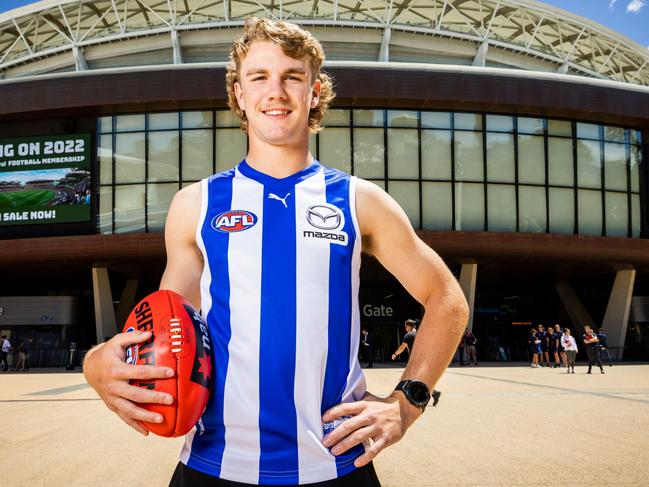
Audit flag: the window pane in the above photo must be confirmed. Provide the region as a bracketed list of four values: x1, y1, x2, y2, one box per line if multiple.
[578, 189, 602, 236]
[604, 142, 627, 191]
[389, 181, 419, 228]
[518, 117, 544, 135]
[605, 192, 628, 237]
[182, 111, 212, 129]
[115, 133, 145, 183]
[320, 128, 351, 173]
[215, 110, 241, 128]
[148, 131, 179, 182]
[115, 114, 145, 132]
[388, 129, 418, 179]
[114, 185, 145, 233]
[421, 112, 451, 129]
[577, 122, 600, 140]
[518, 135, 545, 184]
[632, 194, 640, 238]
[422, 130, 451, 180]
[182, 129, 213, 181]
[149, 113, 179, 130]
[422, 182, 452, 230]
[98, 116, 112, 133]
[549, 188, 574, 234]
[487, 184, 516, 232]
[147, 183, 177, 232]
[353, 109, 384, 127]
[519, 185, 546, 233]
[99, 186, 112, 234]
[486, 133, 514, 183]
[604, 126, 625, 143]
[388, 110, 417, 127]
[323, 109, 350, 127]
[353, 128, 384, 179]
[98, 134, 112, 185]
[216, 129, 246, 172]
[577, 140, 602, 189]
[455, 131, 483, 181]
[548, 119, 571, 137]
[486, 115, 513, 132]
[548, 137, 573, 186]
[454, 113, 481, 131]
[630, 147, 640, 193]
[455, 182, 484, 231]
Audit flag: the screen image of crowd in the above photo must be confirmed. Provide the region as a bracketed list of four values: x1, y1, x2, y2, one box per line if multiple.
[0, 169, 91, 209]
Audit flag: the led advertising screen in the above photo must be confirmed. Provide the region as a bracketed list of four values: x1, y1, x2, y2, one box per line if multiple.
[0, 134, 91, 226]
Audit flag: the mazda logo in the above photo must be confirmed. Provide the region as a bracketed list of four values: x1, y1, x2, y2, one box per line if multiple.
[306, 205, 342, 230]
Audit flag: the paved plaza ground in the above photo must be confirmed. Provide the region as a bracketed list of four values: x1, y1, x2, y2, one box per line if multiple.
[1, 363, 648, 486]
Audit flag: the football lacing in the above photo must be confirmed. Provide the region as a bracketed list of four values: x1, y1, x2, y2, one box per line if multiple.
[170, 317, 182, 353]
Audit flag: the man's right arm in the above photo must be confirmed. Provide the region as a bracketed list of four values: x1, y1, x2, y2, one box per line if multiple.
[83, 183, 203, 435]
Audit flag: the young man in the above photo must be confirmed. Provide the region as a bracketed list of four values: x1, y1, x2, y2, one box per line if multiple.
[560, 328, 578, 374]
[83, 18, 468, 486]
[555, 324, 567, 367]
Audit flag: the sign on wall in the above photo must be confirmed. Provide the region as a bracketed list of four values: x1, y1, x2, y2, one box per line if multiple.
[0, 134, 91, 226]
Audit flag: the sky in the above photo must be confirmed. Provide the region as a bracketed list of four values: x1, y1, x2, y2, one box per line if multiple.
[0, 0, 648, 48]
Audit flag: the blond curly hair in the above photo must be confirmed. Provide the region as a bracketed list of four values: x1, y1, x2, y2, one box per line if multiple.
[226, 18, 335, 134]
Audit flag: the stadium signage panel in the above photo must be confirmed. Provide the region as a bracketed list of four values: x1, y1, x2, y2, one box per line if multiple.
[0, 134, 91, 226]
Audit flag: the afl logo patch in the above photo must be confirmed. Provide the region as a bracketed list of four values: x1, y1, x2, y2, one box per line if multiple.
[211, 210, 258, 233]
[124, 327, 138, 366]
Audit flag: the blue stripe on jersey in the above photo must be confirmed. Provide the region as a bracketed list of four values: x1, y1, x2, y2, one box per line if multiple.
[321, 168, 365, 475]
[187, 170, 234, 476]
[258, 183, 299, 485]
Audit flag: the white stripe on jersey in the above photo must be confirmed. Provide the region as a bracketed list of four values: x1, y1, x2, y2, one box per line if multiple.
[341, 176, 366, 403]
[180, 178, 212, 464]
[220, 169, 264, 482]
[294, 168, 338, 482]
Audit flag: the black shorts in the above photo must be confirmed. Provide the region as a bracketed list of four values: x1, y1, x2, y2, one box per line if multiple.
[169, 462, 382, 487]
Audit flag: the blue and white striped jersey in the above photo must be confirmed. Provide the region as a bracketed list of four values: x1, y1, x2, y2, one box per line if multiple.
[180, 160, 367, 485]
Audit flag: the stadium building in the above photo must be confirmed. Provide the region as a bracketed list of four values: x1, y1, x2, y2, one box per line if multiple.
[0, 0, 648, 366]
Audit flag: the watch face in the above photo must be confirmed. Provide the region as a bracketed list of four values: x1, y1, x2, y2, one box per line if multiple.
[406, 381, 430, 406]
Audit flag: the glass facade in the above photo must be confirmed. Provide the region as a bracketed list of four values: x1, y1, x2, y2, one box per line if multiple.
[97, 110, 643, 237]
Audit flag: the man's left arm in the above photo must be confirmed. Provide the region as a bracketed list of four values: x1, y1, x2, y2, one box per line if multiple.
[322, 179, 469, 466]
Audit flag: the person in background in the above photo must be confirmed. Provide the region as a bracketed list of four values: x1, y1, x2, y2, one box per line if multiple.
[457, 333, 466, 366]
[0, 335, 10, 372]
[528, 328, 540, 368]
[555, 324, 567, 368]
[561, 328, 578, 374]
[549, 326, 561, 368]
[463, 329, 478, 366]
[360, 328, 374, 368]
[597, 327, 613, 367]
[583, 325, 605, 374]
[536, 324, 550, 368]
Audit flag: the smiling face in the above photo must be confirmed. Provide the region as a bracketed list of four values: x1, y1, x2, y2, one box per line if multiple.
[234, 41, 320, 152]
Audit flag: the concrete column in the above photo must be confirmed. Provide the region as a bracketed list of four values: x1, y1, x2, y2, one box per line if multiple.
[602, 269, 635, 360]
[91, 267, 117, 344]
[554, 281, 596, 335]
[115, 279, 139, 329]
[459, 263, 477, 332]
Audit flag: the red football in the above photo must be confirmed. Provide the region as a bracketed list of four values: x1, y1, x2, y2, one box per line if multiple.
[122, 289, 212, 437]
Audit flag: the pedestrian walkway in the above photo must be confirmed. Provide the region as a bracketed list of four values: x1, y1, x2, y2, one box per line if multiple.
[1, 364, 648, 486]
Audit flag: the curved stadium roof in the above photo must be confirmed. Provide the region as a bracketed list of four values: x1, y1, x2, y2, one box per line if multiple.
[0, 0, 648, 86]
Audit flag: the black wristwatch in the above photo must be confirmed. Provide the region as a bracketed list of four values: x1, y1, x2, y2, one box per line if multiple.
[394, 380, 431, 411]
